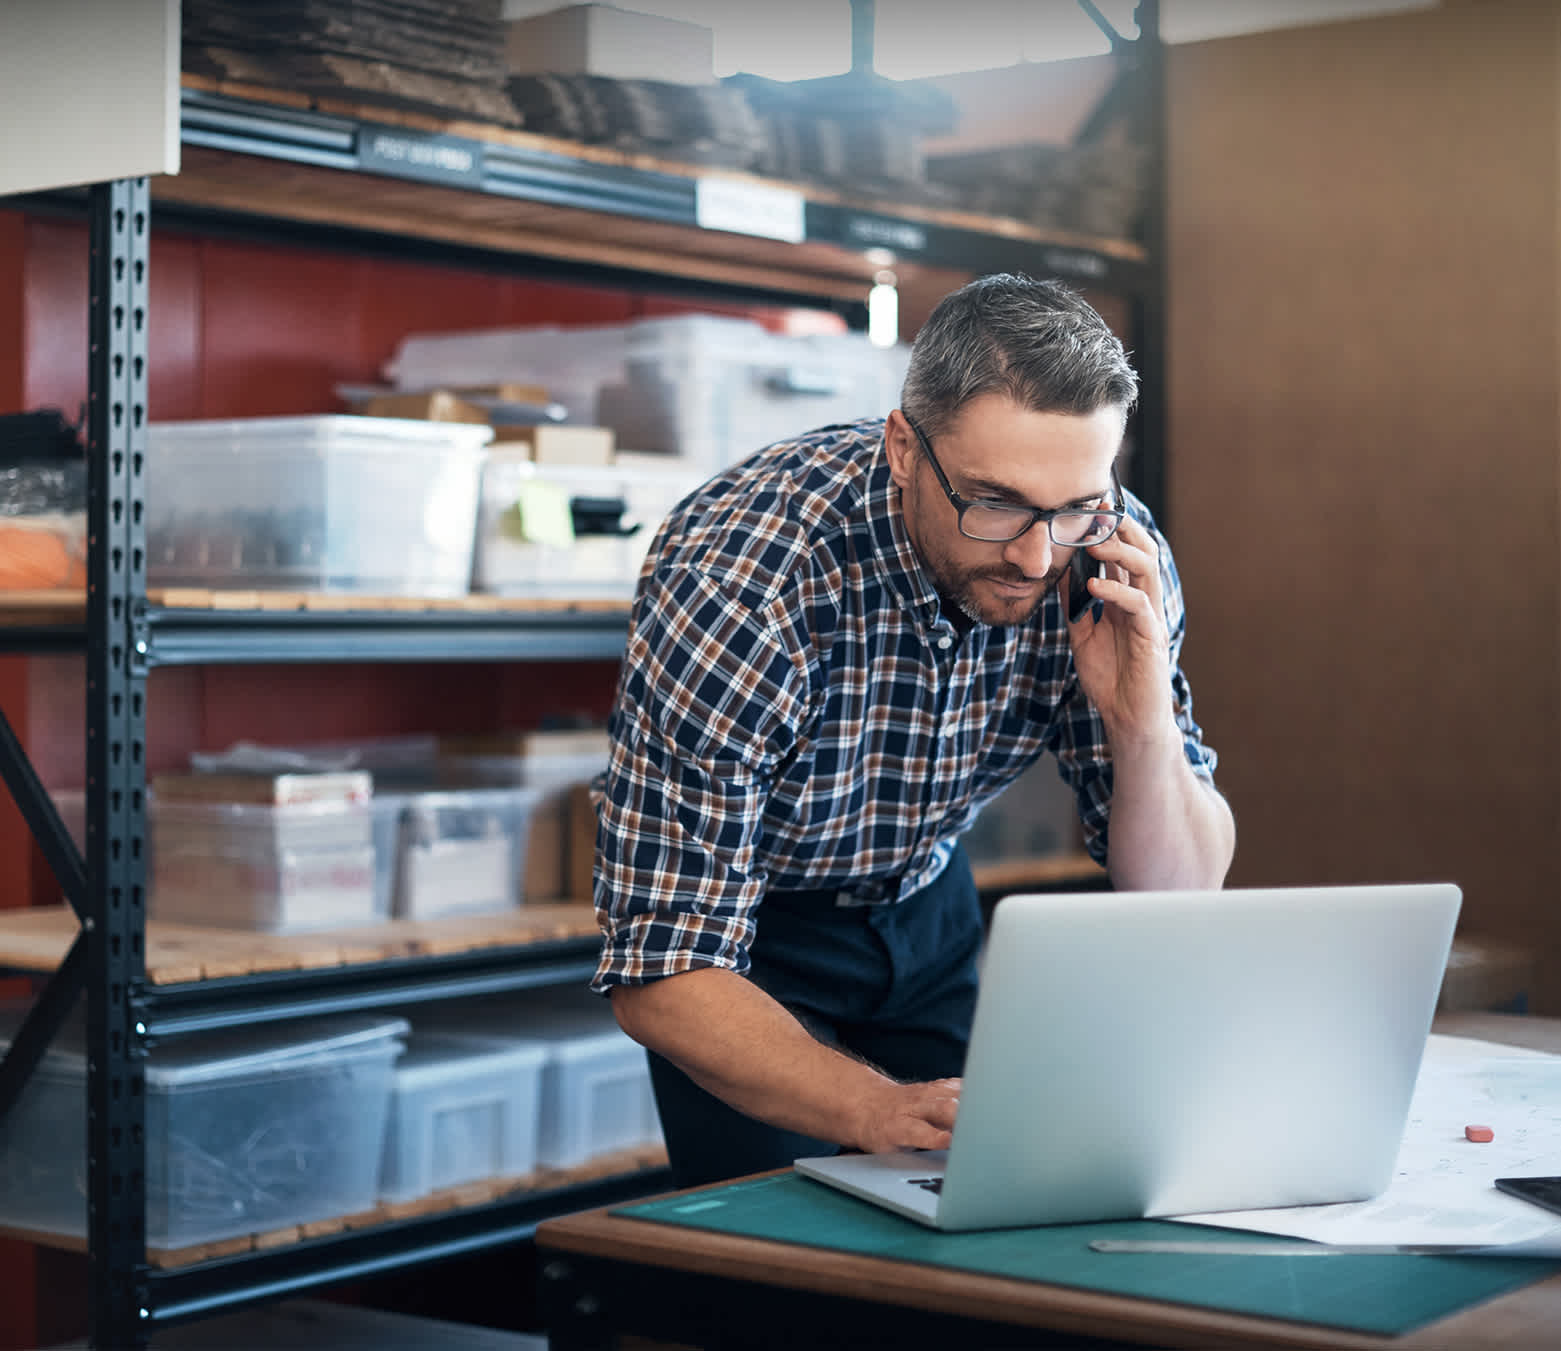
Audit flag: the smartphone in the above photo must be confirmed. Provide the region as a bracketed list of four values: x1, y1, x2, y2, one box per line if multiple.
[1494, 1176, 1561, 1218]
[1068, 549, 1105, 624]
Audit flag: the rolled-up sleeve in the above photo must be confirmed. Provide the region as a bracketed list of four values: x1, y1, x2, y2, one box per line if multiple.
[593, 567, 809, 990]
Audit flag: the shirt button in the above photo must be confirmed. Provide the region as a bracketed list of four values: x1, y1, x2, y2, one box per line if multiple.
[936, 635, 953, 650]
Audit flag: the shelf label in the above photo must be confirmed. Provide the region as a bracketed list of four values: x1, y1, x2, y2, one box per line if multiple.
[844, 215, 928, 256]
[695, 177, 805, 244]
[357, 127, 485, 189]
[1041, 248, 1109, 281]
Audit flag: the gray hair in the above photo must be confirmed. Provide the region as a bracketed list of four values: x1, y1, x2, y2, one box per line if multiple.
[899, 274, 1139, 439]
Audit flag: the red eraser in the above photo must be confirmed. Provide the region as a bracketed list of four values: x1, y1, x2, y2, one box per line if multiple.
[1464, 1124, 1495, 1143]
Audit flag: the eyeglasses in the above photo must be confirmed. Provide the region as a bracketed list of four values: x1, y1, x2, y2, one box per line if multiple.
[904, 415, 1125, 546]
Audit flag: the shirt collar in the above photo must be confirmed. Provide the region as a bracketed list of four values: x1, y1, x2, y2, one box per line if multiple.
[862, 429, 946, 628]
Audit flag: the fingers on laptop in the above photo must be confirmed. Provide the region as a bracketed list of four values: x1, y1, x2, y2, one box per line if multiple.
[859, 1077, 961, 1153]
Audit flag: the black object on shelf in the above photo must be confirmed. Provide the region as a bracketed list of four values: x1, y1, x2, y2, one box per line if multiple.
[0, 408, 84, 461]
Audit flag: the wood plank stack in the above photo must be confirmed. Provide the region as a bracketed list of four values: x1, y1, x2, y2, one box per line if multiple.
[506, 73, 766, 169]
[182, 0, 523, 126]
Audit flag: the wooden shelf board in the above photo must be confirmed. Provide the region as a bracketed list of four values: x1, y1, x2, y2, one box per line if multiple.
[0, 1143, 670, 1267]
[0, 588, 631, 625]
[0, 589, 88, 626]
[151, 587, 629, 614]
[0, 901, 602, 985]
[970, 851, 1105, 893]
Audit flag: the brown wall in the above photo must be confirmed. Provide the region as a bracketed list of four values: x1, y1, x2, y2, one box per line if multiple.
[1165, 0, 1561, 1007]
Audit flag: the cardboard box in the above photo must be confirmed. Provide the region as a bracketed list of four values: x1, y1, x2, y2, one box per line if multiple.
[450, 382, 553, 407]
[352, 390, 490, 425]
[151, 771, 372, 807]
[523, 791, 568, 900]
[439, 729, 611, 760]
[436, 729, 611, 901]
[504, 3, 715, 86]
[566, 782, 598, 901]
[489, 424, 616, 466]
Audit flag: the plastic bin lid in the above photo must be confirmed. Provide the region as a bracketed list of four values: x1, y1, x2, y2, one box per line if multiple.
[541, 1026, 644, 1062]
[144, 1014, 410, 1088]
[392, 1033, 548, 1089]
[0, 1008, 408, 1087]
[147, 415, 494, 452]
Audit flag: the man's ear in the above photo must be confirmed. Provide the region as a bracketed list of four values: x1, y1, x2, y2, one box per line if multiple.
[884, 409, 916, 490]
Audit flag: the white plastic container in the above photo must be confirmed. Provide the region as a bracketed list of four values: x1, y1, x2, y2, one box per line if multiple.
[0, 1013, 407, 1248]
[382, 315, 908, 461]
[596, 319, 910, 469]
[373, 786, 544, 920]
[378, 1034, 548, 1203]
[385, 323, 635, 424]
[472, 458, 702, 598]
[151, 798, 381, 932]
[535, 1027, 659, 1170]
[145, 416, 492, 595]
[413, 986, 661, 1170]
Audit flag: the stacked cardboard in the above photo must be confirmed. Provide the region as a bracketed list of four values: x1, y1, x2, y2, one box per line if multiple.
[183, 0, 523, 125]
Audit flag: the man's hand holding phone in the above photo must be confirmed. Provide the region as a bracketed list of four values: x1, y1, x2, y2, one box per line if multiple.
[1064, 515, 1177, 753]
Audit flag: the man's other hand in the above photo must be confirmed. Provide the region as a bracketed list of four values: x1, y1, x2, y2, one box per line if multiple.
[855, 1077, 962, 1153]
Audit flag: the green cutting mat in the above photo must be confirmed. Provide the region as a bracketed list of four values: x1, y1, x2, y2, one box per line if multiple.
[614, 1172, 1557, 1336]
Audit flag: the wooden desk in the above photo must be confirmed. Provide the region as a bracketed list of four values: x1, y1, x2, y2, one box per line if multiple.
[533, 1014, 1561, 1350]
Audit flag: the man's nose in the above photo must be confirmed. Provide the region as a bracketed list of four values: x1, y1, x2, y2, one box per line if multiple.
[1002, 523, 1053, 579]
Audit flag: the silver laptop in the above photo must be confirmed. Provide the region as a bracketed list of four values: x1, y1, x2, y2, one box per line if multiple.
[795, 883, 1460, 1231]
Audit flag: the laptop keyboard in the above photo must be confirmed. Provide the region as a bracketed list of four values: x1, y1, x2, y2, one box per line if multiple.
[908, 1177, 944, 1194]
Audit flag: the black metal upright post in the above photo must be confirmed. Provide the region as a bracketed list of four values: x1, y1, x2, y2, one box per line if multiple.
[1130, 0, 1167, 528]
[85, 177, 151, 1349]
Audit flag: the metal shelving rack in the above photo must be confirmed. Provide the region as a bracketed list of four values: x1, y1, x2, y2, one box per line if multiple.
[0, 3, 1163, 1345]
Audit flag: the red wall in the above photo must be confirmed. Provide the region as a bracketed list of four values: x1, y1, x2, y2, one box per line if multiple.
[10, 209, 815, 793]
[0, 207, 825, 1349]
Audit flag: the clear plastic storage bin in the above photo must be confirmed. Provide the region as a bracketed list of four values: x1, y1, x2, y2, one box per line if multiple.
[596, 318, 910, 469]
[371, 786, 544, 919]
[535, 1026, 660, 1170]
[472, 458, 702, 598]
[384, 315, 910, 472]
[378, 1034, 548, 1202]
[413, 986, 661, 1170]
[146, 416, 492, 595]
[384, 322, 635, 424]
[0, 1012, 407, 1248]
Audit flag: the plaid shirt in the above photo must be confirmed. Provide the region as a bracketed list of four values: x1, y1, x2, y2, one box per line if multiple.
[593, 418, 1216, 989]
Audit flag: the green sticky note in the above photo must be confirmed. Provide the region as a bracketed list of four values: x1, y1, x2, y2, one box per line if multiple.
[501, 480, 574, 547]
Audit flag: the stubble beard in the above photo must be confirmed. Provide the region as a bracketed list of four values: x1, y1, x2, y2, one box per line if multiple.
[950, 561, 1067, 627]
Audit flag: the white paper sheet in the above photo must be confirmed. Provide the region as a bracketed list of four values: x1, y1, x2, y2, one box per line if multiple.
[1171, 1034, 1561, 1255]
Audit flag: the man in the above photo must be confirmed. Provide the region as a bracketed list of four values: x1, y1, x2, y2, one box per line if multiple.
[594, 274, 1235, 1188]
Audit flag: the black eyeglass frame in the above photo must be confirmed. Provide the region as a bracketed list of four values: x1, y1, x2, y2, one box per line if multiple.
[903, 414, 1125, 546]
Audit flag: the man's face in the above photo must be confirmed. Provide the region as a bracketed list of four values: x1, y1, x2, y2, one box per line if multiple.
[886, 394, 1125, 628]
